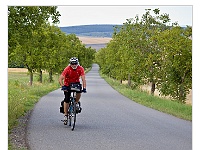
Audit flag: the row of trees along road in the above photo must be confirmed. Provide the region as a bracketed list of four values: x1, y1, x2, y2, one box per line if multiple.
[95, 8, 192, 103]
[8, 6, 96, 85]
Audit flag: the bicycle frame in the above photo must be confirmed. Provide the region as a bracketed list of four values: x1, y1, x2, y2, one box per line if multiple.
[61, 83, 83, 130]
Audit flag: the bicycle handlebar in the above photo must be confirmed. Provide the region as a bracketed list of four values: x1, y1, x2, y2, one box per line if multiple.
[61, 88, 87, 93]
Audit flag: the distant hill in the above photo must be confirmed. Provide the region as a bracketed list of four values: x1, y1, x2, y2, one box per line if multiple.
[59, 24, 122, 38]
[60, 24, 189, 38]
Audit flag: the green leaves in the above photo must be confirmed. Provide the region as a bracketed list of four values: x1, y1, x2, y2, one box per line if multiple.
[155, 27, 192, 102]
[8, 6, 96, 85]
[96, 8, 192, 103]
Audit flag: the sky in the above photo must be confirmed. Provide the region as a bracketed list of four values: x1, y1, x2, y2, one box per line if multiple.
[57, 5, 193, 27]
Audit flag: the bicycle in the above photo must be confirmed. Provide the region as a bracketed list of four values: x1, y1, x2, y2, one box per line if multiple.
[61, 83, 82, 131]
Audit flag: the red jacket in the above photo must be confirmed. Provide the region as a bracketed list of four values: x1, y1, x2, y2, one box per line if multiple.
[61, 65, 85, 86]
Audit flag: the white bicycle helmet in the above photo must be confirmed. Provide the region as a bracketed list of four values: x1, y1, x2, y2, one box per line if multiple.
[69, 57, 79, 69]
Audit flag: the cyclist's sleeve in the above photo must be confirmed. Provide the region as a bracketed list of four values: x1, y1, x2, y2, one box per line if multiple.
[80, 66, 85, 76]
[61, 66, 69, 77]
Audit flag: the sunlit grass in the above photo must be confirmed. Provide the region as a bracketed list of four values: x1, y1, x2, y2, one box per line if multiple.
[8, 72, 60, 131]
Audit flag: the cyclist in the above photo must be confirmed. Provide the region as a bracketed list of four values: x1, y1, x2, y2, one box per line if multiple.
[59, 57, 87, 122]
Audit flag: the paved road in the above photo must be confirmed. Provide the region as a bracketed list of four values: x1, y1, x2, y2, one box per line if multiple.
[27, 64, 192, 150]
[85, 44, 107, 51]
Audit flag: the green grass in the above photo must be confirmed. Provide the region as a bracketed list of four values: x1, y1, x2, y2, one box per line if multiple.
[8, 72, 60, 150]
[100, 73, 192, 121]
[8, 72, 60, 131]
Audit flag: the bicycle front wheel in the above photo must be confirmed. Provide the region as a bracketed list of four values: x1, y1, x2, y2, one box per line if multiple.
[69, 101, 76, 131]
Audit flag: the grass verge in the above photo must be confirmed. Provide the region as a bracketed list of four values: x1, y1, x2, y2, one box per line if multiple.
[8, 72, 60, 149]
[100, 73, 192, 121]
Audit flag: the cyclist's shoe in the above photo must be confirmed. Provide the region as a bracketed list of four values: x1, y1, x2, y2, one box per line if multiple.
[76, 102, 82, 114]
[76, 103, 79, 114]
[63, 115, 68, 125]
[78, 101, 82, 113]
[78, 107, 82, 113]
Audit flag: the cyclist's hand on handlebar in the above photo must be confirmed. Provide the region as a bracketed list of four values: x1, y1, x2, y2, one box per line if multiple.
[82, 88, 87, 93]
[61, 86, 68, 91]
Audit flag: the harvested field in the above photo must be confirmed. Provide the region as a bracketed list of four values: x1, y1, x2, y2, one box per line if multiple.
[78, 36, 112, 44]
[8, 68, 28, 72]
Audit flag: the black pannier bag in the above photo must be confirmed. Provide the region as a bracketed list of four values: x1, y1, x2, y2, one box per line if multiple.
[70, 83, 82, 92]
[60, 100, 64, 113]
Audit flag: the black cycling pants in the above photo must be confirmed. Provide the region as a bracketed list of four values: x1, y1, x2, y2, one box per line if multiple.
[63, 90, 81, 103]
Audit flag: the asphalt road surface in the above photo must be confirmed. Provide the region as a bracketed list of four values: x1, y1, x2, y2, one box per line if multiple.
[27, 64, 192, 150]
[85, 44, 107, 51]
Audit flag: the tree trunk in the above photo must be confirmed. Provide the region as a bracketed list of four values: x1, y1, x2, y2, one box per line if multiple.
[120, 79, 122, 84]
[128, 74, 131, 86]
[29, 71, 33, 86]
[39, 69, 42, 83]
[27, 66, 33, 86]
[179, 84, 186, 103]
[151, 81, 155, 95]
[178, 75, 186, 103]
[49, 70, 53, 83]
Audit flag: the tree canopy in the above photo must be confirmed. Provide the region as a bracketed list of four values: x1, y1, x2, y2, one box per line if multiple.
[95, 8, 192, 103]
[8, 6, 96, 85]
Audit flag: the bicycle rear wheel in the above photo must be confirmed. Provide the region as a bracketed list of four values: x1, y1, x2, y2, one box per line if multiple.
[69, 101, 76, 131]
